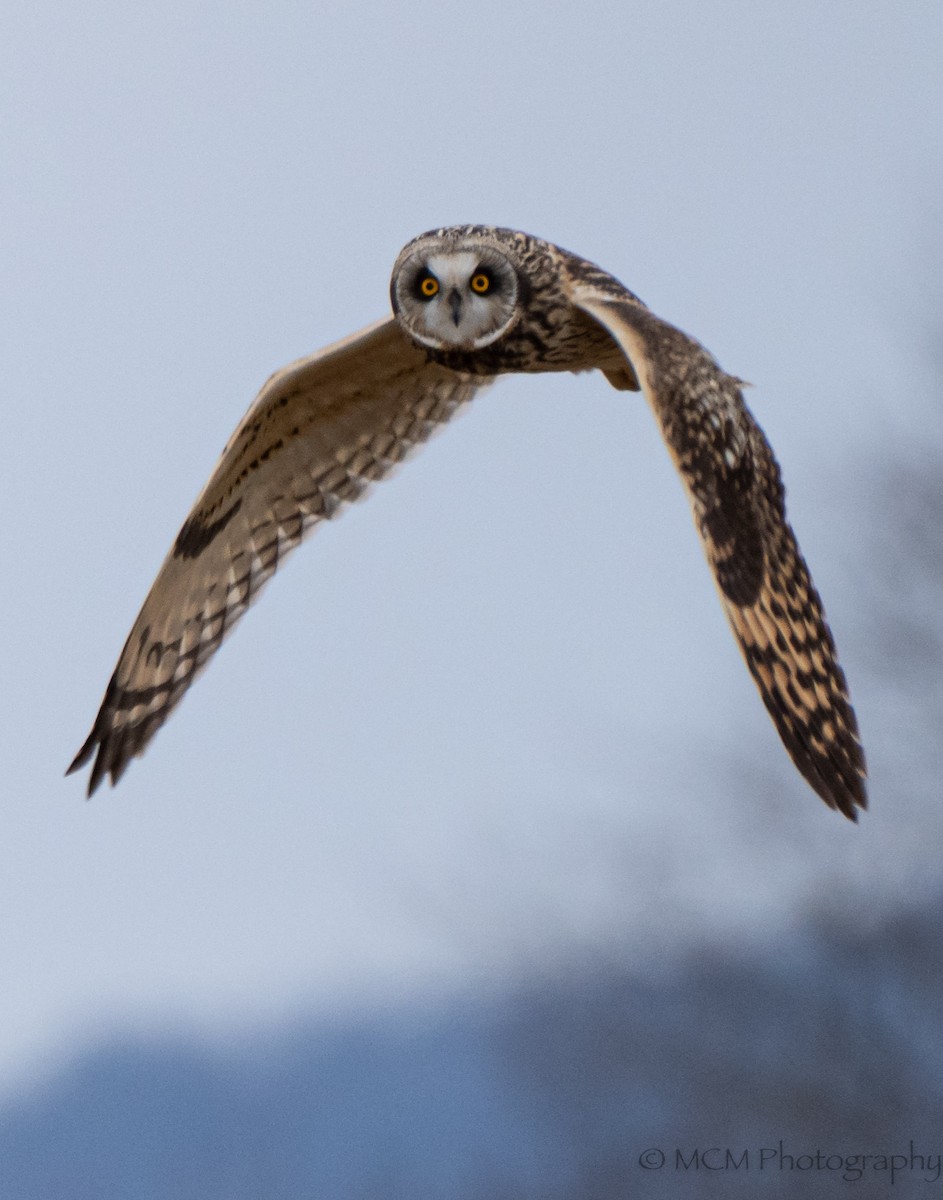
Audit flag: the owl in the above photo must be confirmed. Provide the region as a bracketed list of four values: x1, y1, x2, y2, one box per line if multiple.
[68, 226, 867, 818]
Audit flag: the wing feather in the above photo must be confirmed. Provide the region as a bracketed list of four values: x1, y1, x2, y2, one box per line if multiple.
[572, 288, 867, 818]
[69, 318, 490, 794]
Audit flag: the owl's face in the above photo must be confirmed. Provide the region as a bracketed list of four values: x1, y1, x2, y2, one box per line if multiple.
[390, 237, 522, 352]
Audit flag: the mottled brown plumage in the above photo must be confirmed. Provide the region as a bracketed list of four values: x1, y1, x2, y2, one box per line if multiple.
[69, 226, 866, 816]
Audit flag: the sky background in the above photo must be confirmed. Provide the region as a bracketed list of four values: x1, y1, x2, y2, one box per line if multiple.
[2, 0, 942, 1102]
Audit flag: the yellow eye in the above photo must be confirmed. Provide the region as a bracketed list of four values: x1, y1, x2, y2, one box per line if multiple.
[470, 273, 491, 294]
[419, 275, 439, 298]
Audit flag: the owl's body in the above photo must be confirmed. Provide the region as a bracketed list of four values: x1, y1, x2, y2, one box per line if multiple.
[69, 226, 867, 817]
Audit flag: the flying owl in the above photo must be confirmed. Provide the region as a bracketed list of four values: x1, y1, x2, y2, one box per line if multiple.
[68, 226, 867, 818]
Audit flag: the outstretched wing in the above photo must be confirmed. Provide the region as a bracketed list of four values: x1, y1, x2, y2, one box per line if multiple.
[69, 318, 489, 794]
[572, 286, 867, 818]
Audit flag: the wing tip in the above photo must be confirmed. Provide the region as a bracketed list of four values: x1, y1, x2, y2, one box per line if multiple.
[808, 750, 867, 822]
[65, 735, 95, 778]
[830, 782, 866, 823]
[66, 731, 110, 798]
[765, 690, 869, 821]
[835, 774, 868, 823]
[67, 701, 135, 798]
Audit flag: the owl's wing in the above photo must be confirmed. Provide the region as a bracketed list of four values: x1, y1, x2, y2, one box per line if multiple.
[571, 286, 866, 818]
[69, 318, 490, 795]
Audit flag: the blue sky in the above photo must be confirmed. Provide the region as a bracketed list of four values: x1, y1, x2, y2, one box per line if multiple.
[2, 0, 942, 1092]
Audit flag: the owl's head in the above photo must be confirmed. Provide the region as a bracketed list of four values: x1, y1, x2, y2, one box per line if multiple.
[390, 230, 523, 352]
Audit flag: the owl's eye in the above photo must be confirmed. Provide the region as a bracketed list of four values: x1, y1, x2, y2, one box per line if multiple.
[418, 275, 439, 299]
[470, 272, 491, 294]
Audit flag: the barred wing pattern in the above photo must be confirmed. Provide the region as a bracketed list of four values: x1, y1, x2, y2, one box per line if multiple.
[574, 289, 867, 818]
[69, 319, 489, 794]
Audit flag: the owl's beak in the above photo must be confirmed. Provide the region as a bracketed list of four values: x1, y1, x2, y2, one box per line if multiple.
[448, 288, 462, 327]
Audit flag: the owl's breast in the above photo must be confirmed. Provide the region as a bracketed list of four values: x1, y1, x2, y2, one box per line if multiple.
[420, 307, 619, 378]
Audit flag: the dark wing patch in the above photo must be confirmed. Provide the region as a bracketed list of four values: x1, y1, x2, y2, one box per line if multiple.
[573, 288, 867, 819]
[69, 318, 490, 795]
[173, 497, 243, 560]
[683, 413, 765, 607]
